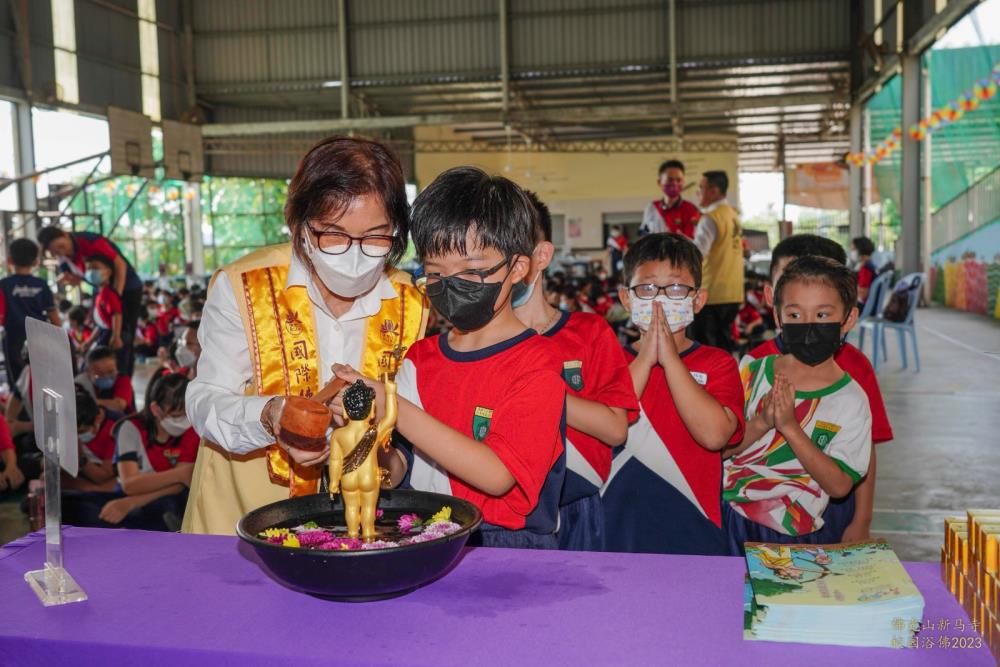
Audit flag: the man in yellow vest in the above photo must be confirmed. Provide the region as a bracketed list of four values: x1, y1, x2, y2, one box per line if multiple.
[182, 137, 426, 535]
[691, 170, 743, 351]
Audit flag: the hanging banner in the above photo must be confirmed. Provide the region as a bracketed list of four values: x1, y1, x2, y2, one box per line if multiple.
[847, 61, 1000, 167]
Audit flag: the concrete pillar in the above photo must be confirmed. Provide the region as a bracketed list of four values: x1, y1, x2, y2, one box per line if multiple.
[848, 104, 864, 239]
[182, 184, 205, 281]
[900, 54, 922, 274]
[13, 101, 37, 237]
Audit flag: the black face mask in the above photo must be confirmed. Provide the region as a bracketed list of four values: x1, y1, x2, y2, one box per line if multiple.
[780, 322, 843, 366]
[427, 260, 512, 332]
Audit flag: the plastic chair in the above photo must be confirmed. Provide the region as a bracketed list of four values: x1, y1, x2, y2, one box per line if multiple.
[854, 271, 893, 355]
[865, 273, 925, 372]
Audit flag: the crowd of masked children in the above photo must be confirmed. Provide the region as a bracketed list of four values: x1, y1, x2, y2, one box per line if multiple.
[0, 167, 892, 555]
[0, 231, 204, 531]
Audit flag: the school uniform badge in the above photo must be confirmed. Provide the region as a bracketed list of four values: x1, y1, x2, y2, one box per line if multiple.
[472, 406, 494, 442]
[562, 360, 584, 391]
[810, 420, 841, 449]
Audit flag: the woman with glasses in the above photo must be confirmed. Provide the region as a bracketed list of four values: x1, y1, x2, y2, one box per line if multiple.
[182, 137, 427, 535]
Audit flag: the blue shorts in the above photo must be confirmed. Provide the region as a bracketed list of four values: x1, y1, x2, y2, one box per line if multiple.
[468, 523, 559, 550]
[723, 492, 856, 556]
[558, 493, 604, 551]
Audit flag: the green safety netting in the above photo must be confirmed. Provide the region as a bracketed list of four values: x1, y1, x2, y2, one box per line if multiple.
[923, 45, 1000, 211]
[865, 75, 902, 247]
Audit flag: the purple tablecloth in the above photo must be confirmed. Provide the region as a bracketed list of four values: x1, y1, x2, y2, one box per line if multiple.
[0, 528, 992, 666]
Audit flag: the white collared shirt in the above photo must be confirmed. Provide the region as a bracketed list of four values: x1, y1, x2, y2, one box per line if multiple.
[185, 251, 397, 455]
[692, 198, 729, 256]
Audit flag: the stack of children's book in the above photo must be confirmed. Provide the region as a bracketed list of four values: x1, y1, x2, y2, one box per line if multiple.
[743, 540, 925, 647]
[942, 509, 1000, 659]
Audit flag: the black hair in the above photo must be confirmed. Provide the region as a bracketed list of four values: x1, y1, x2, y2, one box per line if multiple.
[702, 170, 729, 196]
[770, 234, 847, 279]
[410, 167, 535, 261]
[9, 238, 39, 267]
[185, 319, 201, 333]
[59, 299, 73, 313]
[774, 255, 857, 313]
[523, 189, 552, 243]
[659, 159, 685, 176]
[137, 372, 189, 437]
[86, 346, 116, 366]
[76, 390, 101, 429]
[36, 226, 67, 250]
[622, 232, 703, 287]
[852, 236, 876, 257]
[85, 254, 116, 285]
[343, 379, 376, 421]
[68, 305, 88, 325]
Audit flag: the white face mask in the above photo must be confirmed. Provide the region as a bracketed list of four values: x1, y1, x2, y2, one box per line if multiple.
[175, 344, 198, 368]
[304, 233, 386, 298]
[160, 414, 191, 437]
[849, 249, 859, 263]
[79, 431, 96, 443]
[630, 296, 695, 333]
[511, 270, 540, 308]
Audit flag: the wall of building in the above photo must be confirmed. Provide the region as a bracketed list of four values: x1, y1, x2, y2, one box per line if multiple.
[413, 126, 738, 251]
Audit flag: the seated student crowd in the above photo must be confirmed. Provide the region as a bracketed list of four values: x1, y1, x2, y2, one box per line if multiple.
[2, 169, 889, 553]
[0, 234, 204, 504]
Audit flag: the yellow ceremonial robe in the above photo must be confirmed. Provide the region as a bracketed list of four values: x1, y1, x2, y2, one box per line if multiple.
[182, 243, 426, 535]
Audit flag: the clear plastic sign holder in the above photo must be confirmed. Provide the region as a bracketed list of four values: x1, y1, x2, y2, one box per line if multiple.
[23, 319, 87, 606]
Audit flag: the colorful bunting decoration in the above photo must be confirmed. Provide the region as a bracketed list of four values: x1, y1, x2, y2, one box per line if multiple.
[847, 62, 999, 167]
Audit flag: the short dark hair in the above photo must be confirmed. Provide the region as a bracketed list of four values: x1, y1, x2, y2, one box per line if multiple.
[523, 190, 552, 243]
[68, 306, 88, 325]
[86, 346, 116, 366]
[703, 170, 729, 196]
[76, 390, 101, 428]
[852, 236, 876, 256]
[770, 234, 847, 279]
[343, 379, 376, 421]
[622, 232, 703, 287]
[139, 372, 188, 436]
[774, 255, 857, 313]
[9, 238, 39, 267]
[36, 226, 67, 250]
[410, 167, 535, 261]
[85, 254, 115, 273]
[285, 136, 409, 266]
[659, 159, 685, 176]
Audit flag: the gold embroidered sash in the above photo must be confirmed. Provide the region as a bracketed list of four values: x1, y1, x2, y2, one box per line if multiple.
[241, 266, 425, 496]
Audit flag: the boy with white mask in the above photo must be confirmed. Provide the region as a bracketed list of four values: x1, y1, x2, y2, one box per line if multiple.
[183, 136, 426, 535]
[512, 190, 638, 551]
[602, 232, 744, 555]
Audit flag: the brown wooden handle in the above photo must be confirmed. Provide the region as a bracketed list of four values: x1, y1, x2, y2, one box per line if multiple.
[313, 377, 349, 407]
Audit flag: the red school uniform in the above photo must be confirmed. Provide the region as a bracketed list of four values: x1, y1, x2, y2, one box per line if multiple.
[542, 311, 638, 501]
[0, 415, 14, 453]
[93, 285, 122, 333]
[98, 376, 135, 413]
[652, 198, 701, 239]
[81, 411, 120, 462]
[748, 338, 893, 444]
[396, 330, 566, 532]
[602, 342, 745, 555]
[156, 306, 181, 336]
[113, 416, 199, 472]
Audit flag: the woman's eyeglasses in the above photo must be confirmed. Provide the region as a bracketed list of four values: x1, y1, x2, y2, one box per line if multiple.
[306, 222, 395, 258]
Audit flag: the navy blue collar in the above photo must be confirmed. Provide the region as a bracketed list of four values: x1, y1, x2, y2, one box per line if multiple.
[542, 310, 571, 338]
[438, 328, 537, 362]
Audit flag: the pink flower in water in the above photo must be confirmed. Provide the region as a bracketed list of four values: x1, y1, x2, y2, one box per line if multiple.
[296, 529, 335, 547]
[423, 521, 461, 538]
[315, 537, 364, 551]
[376, 508, 384, 519]
[360, 540, 399, 550]
[397, 513, 423, 534]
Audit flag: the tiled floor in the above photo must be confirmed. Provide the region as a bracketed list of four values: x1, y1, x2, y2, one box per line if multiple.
[862, 306, 1000, 561]
[1, 307, 997, 561]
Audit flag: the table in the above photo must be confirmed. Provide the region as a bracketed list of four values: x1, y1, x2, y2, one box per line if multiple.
[0, 528, 993, 666]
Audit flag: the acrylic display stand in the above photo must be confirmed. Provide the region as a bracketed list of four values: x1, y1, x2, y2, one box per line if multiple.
[22, 319, 87, 606]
